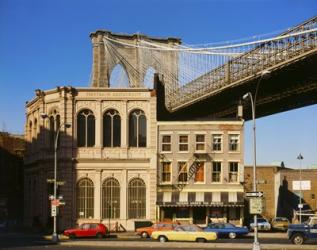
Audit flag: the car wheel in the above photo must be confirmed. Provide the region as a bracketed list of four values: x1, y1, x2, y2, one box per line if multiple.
[228, 232, 237, 239]
[291, 233, 305, 245]
[69, 233, 76, 239]
[141, 231, 149, 238]
[196, 238, 206, 243]
[158, 235, 168, 242]
[96, 232, 103, 239]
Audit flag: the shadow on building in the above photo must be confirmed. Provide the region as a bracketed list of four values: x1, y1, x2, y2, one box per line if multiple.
[276, 176, 312, 222]
[0, 132, 25, 230]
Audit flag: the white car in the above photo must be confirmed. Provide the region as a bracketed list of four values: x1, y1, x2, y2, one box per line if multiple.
[249, 218, 271, 231]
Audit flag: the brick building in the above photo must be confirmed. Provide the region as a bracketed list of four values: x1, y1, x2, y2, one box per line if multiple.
[244, 165, 317, 222]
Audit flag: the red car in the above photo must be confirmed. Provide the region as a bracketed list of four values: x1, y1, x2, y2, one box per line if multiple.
[63, 223, 108, 239]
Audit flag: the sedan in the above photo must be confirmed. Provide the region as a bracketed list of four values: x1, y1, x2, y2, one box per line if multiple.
[63, 223, 108, 239]
[151, 224, 217, 242]
[249, 218, 271, 231]
[204, 223, 249, 239]
[136, 221, 179, 238]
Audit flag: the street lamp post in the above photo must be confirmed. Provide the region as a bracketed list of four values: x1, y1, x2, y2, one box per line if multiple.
[41, 113, 71, 242]
[243, 70, 270, 250]
[297, 153, 303, 224]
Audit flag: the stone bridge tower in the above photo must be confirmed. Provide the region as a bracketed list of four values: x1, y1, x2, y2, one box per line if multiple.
[89, 30, 181, 89]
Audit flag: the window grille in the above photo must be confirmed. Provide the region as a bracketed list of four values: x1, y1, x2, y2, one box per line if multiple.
[103, 109, 121, 147]
[128, 178, 146, 219]
[76, 178, 94, 218]
[77, 109, 95, 147]
[129, 109, 146, 147]
[102, 178, 120, 219]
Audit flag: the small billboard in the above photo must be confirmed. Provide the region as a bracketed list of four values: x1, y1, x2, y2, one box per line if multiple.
[292, 180, 311, 191]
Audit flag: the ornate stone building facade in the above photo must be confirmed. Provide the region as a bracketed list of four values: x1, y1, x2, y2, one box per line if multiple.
[24, 87, 157, 230]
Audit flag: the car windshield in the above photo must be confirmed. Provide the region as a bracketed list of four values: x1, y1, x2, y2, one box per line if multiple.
[257, 219, 267, 223]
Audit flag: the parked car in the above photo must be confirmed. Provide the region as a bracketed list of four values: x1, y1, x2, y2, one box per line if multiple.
[204, 223, 249, 239]
[287, 216, 317, 245]
[271, 217, 289, 231]
[151, 224, 217, 242]
[63, 223, 108, 239]
[136, 221, 179, 238]
[249, 218, 271, 231]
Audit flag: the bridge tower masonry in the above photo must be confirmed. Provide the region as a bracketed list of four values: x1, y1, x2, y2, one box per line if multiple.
[90, 30, 181, 89]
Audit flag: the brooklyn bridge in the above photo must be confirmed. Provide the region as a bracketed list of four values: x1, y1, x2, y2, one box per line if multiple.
[90, 16, 317, 120]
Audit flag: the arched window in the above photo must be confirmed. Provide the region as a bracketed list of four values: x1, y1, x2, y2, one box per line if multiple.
[109, 64, 130, 88]
[76, 178, 94, 219]
[77, 109, 95, 147]
[103, 109, 121, 147]
[102, 178, 120, 219]
[128, 178, 146, 219]
[143, 67, 156, 89]
[129, 109, 146, 147]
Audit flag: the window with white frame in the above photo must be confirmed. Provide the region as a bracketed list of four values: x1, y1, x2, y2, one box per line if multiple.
[195, 134, 205, 151]
[212, 161, 222, 182]
[212, 134, 222, 151]
[229, 134, 239, 151]
[161, 162, 171, 182]
[178, 162, 188, 183]
[229, 162, 239, 182]
[179, 135, 188, 152]
[161, 135, 171, 152]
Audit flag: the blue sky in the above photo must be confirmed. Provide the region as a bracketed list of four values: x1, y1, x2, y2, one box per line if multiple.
[1, 0, 316, 168]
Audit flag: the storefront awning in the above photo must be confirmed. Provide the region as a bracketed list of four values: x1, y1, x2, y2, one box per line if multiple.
[156, 191, 244, 207]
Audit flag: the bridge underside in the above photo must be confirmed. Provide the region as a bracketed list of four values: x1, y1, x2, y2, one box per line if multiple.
[156, 52, 317, 121]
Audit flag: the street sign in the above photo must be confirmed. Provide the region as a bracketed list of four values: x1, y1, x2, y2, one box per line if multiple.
[249, 197, 264, 214]
[56, 181, 66, 186]
[51, 205, 57, 216]
[245, 191, 264, 198]
[47, 179, 55, 183]
[298, 203, 304, 209]
[59, 201, 66, 206]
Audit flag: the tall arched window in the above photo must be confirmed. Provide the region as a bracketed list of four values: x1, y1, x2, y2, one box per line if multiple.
[103, 109, 121, 147]
[76, 178, 94, 218]
[128, 178, 146, 219]
[129, 109, 146, 147]
[102, 178, 120, 219]
[77, 109, 95, 147]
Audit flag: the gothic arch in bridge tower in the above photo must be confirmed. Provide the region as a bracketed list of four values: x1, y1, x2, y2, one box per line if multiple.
[89, 30, 181, 89]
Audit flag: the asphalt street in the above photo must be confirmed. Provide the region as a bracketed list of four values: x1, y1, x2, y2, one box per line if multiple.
[1, 232, 317, 250]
